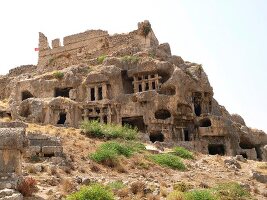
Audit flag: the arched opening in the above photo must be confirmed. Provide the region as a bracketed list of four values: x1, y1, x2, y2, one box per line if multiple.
[208, 144, 225, 155]
[149, 132, 164, 143]
[55, 87, 72, 98]
[57, 113, 66, 125]
[21, 90, 34, 101]
[155, 109, 171, 120]
[199, 118, 211, 127]
[158, 86, 176, 95]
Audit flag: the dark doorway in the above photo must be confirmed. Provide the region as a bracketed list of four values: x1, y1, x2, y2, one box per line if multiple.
[57, 113, 66, 125]
[98, 87, 103, 100]
[149, 132, 164, 143]
[199, 118, 211, 127]
[184, 129, 190, 141]
[22, 90, 34, 101]
[194, 104, 201, 116]
[208, 144, 225, 155]
[240, 153, 248, 159]
[90, 88, 95, 101]
[55, 87, 72, 98]
[155, 109, 171, 120]
[122, 116, 146, 132]
[121, 70, 134, 94]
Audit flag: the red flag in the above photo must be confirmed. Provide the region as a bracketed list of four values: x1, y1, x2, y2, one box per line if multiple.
[34, 48, 39, 51]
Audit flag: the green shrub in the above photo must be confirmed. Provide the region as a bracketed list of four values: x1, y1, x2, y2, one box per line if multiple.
[172, 147, 194, 159]
[121, 55, 139, 64]
[80, 120, 138, 140]
[185, 189, 216, 200]
[97, 55, 107, 64]
[89, 141, 144, 164]
[214, 182, 252, 200]
[53, 71, 64, 79]
[66, 184, 114, 200]
[167, 190, 185, 200]
[149, 154, 186, 170]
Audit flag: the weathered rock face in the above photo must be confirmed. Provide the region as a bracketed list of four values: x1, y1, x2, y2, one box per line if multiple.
[0, 122, 28, 190]
[0, 21, 267, 161]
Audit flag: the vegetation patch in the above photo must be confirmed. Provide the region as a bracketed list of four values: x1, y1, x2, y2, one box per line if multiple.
[53, 70, 64, 79]
[149, 154, 186, 170]
[97, 55, 107, 64]
[89, 141, 144, 166]
[66, 184, 114, 200]
[213, 182, 253, 200]
[172, 147, 194, 159]
[184, 189, 216, 200]
[80, 120, 138, 140]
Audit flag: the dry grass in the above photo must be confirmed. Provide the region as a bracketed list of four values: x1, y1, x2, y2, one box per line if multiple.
[61, 178, 75, 194]
[256, 162, 267, 174]
[130, 181, 145, 195]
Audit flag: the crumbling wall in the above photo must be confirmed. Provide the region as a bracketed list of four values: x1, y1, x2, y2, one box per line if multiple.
[8, 65, 37, 77]
[0, 122, 28, 190]
[37, 21, 159, 71]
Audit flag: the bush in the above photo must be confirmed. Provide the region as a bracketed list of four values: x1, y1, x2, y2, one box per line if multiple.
[97, 55, 107, 64]
[149, 154, 186, 170]
[214, 182, 252, 199]
[53, 70, 64, 79]
[185, 189, 216, 200]
[80, 120, 138, 140]
[172, 147, 194, 159]
[89, 141, 144, 166]
[121, 55, 139, 64]
[67, 184, 114, 200]
[17, 177, 38, 197]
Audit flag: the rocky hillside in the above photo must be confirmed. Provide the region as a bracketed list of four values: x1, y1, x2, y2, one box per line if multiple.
[17, 122, 266, 200]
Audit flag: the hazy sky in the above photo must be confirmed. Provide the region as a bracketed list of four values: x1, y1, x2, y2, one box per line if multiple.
[0, 0, 266, 132]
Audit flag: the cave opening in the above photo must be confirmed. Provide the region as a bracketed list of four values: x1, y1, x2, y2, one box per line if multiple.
[208, 144, 225, 155]
[21, 90, 34, 101]
[155, 109, 171, 120]
[122, 116, 146, 132]
[57, 113, 66, 125]
[149, 132, 164, 143]
[55, 87, 72, 98]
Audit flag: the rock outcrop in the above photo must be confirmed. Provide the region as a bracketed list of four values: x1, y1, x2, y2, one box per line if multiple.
[0, 21, 266, 161]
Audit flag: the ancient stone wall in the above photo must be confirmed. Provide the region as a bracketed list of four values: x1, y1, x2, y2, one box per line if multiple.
[0, 122, 28, 190]
[8, 65, 37, 77]
[37, 21, 158, 71]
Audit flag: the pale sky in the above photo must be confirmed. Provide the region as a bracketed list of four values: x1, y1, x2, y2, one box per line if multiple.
[0, 0, 266, 132]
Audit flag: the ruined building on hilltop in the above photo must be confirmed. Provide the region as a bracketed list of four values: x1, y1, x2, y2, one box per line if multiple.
[0, 21, 266, 161]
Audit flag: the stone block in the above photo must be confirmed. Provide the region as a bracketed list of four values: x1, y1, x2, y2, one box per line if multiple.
[42, 146, 63, 155]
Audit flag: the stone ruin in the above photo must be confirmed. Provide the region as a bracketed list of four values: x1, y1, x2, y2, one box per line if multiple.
[0, 20, 266, 161]
[0, 122, 27, 192]
[26, 132, 63, 158]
